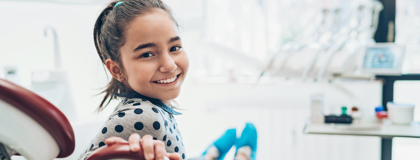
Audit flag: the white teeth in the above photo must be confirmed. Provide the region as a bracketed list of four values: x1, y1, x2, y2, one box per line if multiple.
[156, 75, 178, 84]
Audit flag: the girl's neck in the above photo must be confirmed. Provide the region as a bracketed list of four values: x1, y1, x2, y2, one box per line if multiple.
[161, 100, 171, 107]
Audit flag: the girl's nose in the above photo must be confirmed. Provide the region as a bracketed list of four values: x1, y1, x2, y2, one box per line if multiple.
[159, 52, 177, 73]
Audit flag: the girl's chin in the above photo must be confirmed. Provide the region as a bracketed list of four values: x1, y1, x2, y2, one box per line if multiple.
[159, 92, 180, 101]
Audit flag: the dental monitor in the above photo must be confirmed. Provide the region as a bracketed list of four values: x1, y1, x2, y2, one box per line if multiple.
[359, 43, 405, 75]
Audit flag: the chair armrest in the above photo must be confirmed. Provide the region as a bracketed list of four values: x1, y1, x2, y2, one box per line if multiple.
[86, 143, 145, 160]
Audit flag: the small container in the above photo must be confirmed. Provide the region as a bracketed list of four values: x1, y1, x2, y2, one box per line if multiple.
[351, 106, 362, 123]
[341, 106, 348, 116]
[375, 105, 384, 113]
[374, 105, 388, 124]
[376, 111, 388, 119]
[310, 94, 325, 123]
[387, 102, 415, 125]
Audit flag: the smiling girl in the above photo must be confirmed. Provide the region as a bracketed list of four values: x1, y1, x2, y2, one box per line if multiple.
[80, 0, 187, 159]
[80, 1, 257, 160]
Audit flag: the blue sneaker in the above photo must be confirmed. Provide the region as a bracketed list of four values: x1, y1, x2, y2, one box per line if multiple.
[202, 128, 236, 160]
[235, 123, 257, 160]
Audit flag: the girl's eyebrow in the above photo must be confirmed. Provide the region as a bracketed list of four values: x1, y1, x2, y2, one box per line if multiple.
[133, 43, 155, 52]
[169, 36, 180, 43]
[133, 36, 180, 52]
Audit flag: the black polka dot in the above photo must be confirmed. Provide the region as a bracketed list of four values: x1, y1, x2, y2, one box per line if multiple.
[118, 112, 125, 117]
[99, 142, 105, 148]
[165, 120, 168, 126]
[115, 125, 124, 132]
[141, 98, 147, 101]
[134, 122, 144, 130]
[174, 124, 176, 129]
[153, 137, 157, 140]
[152, 108, 159, 113]
[133, 102, 141, 106]
[161, 109, 165, 114]
[102, 127, 107, 134]
[169, 118, 172, 122]
[163, 135, 167, 141]
[90, 144, 94, 150]
[170, 128, 173, 133]
[182, 153, 185, 159]
[174, 146, 179, 152]
[176, 135, 179, 141]
[167, 140, 172, 146]
[153, 121, 160, 130]
[134, 108, 143, 114]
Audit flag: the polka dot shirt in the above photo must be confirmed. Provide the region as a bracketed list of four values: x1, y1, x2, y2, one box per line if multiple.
[79, 92, 186, 160]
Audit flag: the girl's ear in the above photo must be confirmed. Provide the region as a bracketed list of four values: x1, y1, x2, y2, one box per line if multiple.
[105, 59, 126, 82]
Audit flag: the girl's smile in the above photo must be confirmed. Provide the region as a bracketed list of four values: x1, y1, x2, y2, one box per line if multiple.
[152, 73, 181, 84]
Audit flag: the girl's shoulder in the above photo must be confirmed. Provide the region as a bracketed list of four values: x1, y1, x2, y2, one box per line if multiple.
[120, 97, 153, 109]
[112, 91, 181, 116]
[112, 97, 158, 113]
[103, 98, 170, 137]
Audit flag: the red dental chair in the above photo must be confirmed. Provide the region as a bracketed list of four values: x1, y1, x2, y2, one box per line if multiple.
[0, 78, 145, 160]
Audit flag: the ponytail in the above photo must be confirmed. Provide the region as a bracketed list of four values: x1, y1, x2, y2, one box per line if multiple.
[94, 1, 125, 112]
[97, 78, 126, 112]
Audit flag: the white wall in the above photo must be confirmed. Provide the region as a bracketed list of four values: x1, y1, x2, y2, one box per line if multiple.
[0, 2, 114, 123]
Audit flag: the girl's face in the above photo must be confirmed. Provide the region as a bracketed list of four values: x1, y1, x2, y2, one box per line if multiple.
[116, 9, 189, 105]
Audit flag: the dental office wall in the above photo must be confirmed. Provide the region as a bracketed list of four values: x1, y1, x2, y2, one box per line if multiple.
[0, 0, 420, 160]
[0, 2, 122, 160]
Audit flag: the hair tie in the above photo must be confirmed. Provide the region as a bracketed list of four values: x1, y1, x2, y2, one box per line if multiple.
[114, 1, 123, 8]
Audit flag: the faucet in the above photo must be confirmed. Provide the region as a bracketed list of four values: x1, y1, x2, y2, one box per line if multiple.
[44, 26, 62, 69]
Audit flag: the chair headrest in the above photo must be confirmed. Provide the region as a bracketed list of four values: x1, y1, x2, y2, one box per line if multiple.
[0, 79, 75, 158]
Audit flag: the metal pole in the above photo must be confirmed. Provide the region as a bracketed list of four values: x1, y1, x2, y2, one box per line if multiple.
[381, 138, 393, 160]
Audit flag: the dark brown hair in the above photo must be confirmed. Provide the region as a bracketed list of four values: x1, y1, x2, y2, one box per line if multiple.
[94, 0, 178, 111]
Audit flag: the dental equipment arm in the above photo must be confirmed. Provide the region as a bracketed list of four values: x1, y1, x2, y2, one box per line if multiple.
[316, 1, 382, 80]
[316, 5, 364, 80]
[316, 37, 350, 80]
[255, 8, 324, 84]
[371, 1, 384, 38]
[302, 4, 366, 81]
[301, 8, 337, 81]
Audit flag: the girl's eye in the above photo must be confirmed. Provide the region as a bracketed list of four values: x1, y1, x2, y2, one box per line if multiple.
[170, 46, 181, 52]
[140, 52, 153, 58]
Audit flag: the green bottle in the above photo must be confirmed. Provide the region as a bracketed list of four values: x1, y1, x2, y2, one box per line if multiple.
[341, 106, 347, 116]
